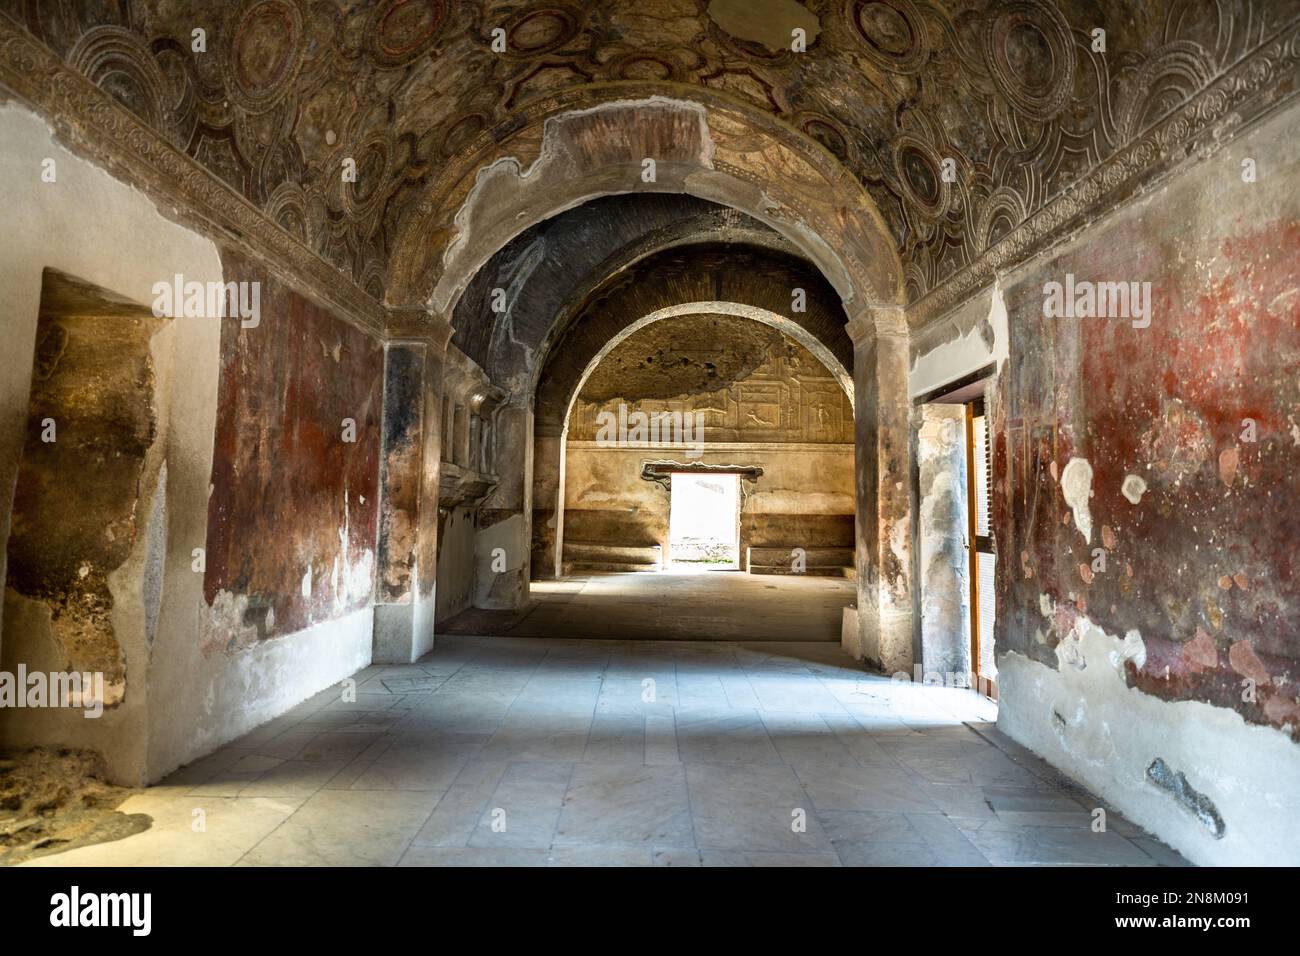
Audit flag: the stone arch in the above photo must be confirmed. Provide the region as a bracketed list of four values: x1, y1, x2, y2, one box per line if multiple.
[531, 302, 856, 580]
[530, 242, 852, 426]
[453, 194, 801, 390]
[382, 89, 908, 664]
[561, 299, 852, 418]
[526, 240, 855, 580]
[542, 302, 853, 432]
[385, 84, 905, 317]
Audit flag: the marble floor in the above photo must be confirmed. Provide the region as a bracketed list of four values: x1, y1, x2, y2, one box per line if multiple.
[442, 570, 858, 642]
[28, 636, 1188, 867]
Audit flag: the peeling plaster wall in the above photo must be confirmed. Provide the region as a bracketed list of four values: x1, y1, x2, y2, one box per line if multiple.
[909, 283, 1008, 400]
[849, 313, 913, 673]
[0, 105, 376, 784]
[203, 251, 383, 642]
[160, 251, 383, 778]
[988, 102, 1300, 864]
[373, 340, 443, 664]
[999, 620, 1300, 866]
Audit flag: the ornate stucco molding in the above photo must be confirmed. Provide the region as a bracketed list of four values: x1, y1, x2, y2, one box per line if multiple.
[909, 17, 1300, 330]
[0, 12, 386, 339]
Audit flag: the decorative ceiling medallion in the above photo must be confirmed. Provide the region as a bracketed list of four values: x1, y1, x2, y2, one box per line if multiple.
[229, 0, 304, 112]
[712, 32, 797, 65]
[501, 6, 583, 58]
[605, 50, 686, 83]
[893, 134, 948, 218]
[370, 0, 447, 67]
[849, 0, 929, 74]
[10, 0, 1296, 317]
[983, 0, 1075, 122]
[265, 181, 310, 242]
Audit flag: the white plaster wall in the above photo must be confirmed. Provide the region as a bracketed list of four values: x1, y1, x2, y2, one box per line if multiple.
[0, 104, 222, 613]
[999, 618, 1300, 866]
[0, 104, 227, 783]
[917, 405, 971, 679]
[909, 282, 1008, 400]
[435, 504, 476, 624]
[0, 104, 373, 784]
[148, 608, 373, 778]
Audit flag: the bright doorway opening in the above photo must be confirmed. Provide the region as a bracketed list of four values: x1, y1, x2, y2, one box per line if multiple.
[668, 472, 740, 569]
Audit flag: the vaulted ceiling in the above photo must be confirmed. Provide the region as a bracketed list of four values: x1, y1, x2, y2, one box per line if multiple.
[6, 0, 1296, 308]
[451, 193, 832, 386]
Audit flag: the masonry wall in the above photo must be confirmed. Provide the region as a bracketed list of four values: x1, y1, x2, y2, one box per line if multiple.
[988, 102, 1300, 865]
[0, 104, 377, 784]
[560, 317, 855, 567]
[563, 442, 855, 562]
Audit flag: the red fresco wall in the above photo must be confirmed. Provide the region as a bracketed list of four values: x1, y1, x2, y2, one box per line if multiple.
[203, 248, 383, 642]
[995, 213, 1300, 737]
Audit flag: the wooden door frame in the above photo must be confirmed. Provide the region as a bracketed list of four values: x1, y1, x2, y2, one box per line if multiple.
[965, 398, 997, 699]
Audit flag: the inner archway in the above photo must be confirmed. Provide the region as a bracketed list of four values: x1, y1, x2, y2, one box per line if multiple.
[447, 310, 857, 643]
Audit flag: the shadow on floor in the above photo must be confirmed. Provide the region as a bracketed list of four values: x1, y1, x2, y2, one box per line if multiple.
[23, 636, 1190, 867]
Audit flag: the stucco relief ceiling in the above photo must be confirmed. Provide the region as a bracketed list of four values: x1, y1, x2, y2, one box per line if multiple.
[5, 0, 1297, 305]
[578, 312, 821, 404]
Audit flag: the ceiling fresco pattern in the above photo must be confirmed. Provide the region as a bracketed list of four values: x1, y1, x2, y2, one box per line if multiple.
[3, 0, 1297, 310]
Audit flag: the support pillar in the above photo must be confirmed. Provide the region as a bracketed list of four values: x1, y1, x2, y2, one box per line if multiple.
[530, 421, 566, 580]
[372, 311, 452, 663]
[846, 305, 915, 675]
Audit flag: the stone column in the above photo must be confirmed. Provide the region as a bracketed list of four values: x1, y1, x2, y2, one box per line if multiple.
[473, 399, 531, 608]
[530, 420, 566, 579]
[372, 310, 452, 663]
[845, 305, 915, 675]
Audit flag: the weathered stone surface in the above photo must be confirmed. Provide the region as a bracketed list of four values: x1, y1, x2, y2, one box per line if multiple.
[569, 315, 853, 445]
[4, 270, 164, 704]
[849, 308, 914, 674]
[993, 107, 1300, 737]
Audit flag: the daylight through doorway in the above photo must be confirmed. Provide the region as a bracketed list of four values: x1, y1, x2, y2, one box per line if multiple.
[668, 472, 739, 569]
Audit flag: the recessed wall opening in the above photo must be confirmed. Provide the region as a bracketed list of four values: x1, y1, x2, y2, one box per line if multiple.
[1, 268, 168, 766]
[668, 472, 740, 569]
